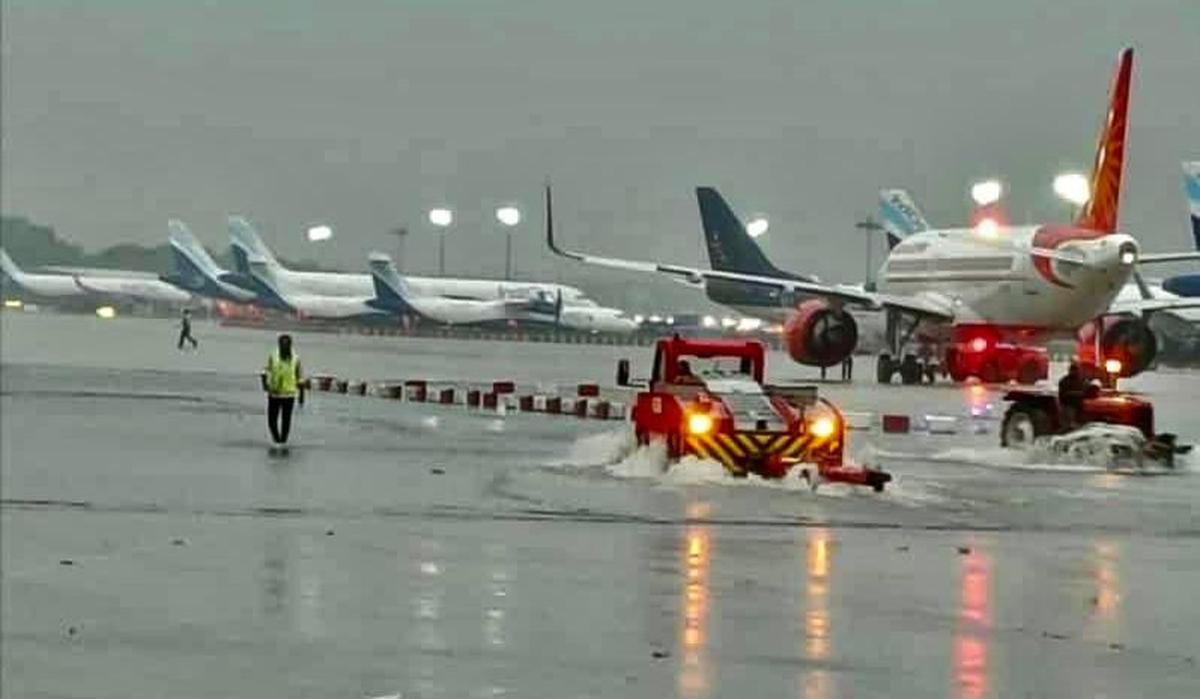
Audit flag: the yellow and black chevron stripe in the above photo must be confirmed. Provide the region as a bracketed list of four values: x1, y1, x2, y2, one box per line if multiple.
[684, 432, 817, 474]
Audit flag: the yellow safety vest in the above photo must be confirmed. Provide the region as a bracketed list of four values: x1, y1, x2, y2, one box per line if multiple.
[266, 351, 299, 397]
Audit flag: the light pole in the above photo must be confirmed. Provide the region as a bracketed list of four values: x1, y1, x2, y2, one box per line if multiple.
[495, 206, 521, 280]
[428, 208, 453, 275]
[855, 216, 883, 287]
[386, 226, 408, 272]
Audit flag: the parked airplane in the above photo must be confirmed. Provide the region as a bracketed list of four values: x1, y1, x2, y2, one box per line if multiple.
[1, 249, 85, 298]
[225, 217, 637, 332]
[242, 252, 391, 321]
[546, 48, 1200, 383]
[227, 217, 598, 307]
[368, 254, 519, 325]
[2, 248, 192, 305]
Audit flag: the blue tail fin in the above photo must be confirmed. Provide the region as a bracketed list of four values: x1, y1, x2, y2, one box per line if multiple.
[367, 253, 418, 314]
[696, 187, 788, 276]
[878, 189, 930, 249]
[1185, 161, 1200, 250]
[244, 256, 292, 310]
[227, 217, 280, 274]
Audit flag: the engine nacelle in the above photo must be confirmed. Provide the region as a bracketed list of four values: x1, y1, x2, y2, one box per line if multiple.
[783, 300, 858, 367]
[1076, 315, 1157, 378]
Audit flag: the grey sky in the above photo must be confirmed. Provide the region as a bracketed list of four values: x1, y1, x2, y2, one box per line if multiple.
[2, 0, 1197, 309]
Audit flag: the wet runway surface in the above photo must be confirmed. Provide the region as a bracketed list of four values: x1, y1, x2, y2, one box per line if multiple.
[3, 314, 1199, 698]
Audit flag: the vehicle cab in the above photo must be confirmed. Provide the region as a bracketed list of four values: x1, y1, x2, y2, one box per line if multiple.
[623, 336, 890, 490]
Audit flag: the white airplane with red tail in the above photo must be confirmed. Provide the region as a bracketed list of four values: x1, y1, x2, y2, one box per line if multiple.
[546, 48, 1200, 384]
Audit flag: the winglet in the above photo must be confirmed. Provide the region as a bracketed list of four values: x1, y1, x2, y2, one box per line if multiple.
[545, 181, 562, 256]
[0, 248, 24, 281]
[544, 181, 584, 262]
[1076, 47, 1134, 233]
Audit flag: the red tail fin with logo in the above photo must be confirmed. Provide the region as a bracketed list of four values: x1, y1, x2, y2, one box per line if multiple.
[1076, 47, 1133, 233]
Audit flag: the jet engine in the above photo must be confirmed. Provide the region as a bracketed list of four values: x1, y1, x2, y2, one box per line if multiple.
[783, 299, 859, 367]
[1076, 314, 1157, 378]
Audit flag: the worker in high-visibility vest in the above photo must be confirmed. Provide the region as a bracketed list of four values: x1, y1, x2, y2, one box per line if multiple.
[261, 334, 304, 444]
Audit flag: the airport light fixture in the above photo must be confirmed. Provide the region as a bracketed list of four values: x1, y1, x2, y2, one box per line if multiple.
[1053, 172, 1091, 207]
[975, 217, 1000, 239]
[970, 179, 1004, 207]
[428, 208, 454, 275]
[745, 217, 770, 239]
[495, 206, 522, 280]
[306, 224, 333, 242]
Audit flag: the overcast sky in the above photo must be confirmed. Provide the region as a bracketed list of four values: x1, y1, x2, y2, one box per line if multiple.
[3, 0, 1197, 309]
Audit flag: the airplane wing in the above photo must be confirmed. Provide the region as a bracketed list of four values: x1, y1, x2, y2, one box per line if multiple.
[1113, 296, 1200, 314]
[1138, 251, 1200, 264]
[543, 185, 954, 322]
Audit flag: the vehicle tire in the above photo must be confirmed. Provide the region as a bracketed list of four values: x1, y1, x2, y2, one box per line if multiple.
[877, 354, 894, 384]
[978, 359, 1000, 384]
[666, 433, 683, 460]
[1016, 361, 1041, 385]
[900, 355, 922, 385]
[924, 363, 938, 384]
[1001, 404, 1052, 449]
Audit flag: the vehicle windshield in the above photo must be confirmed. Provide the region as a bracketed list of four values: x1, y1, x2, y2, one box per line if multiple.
[672, 356, 760, 393]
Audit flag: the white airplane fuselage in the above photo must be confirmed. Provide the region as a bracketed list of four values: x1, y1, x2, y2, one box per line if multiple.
[875, 224, 1138, 334]
[258, 268, 590, 306]
[74, 276, 194, 305]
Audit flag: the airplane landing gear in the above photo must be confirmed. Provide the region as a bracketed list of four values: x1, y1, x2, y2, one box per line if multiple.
[876, 353, 895, 384]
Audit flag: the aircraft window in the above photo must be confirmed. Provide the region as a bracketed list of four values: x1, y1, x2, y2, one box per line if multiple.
[934, 256, 1014, 271]
[886, 258, 929, 273]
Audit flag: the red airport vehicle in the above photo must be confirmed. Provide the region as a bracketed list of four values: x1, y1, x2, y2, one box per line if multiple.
[1001, 381, 1189, 467]
[944, 329, 1049, 385]
[619, 336, 891, 491]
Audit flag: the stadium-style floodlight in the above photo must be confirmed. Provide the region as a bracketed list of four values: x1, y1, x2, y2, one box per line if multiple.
[428, 208, 453, 275]
[495, 206, 521, 227]
[970, 179, 1004, 207]
[1053, 172, 1091, 207]
[306, 224, 333, 242]
[745, 217, 769, 238]
[495, 205, 522, 279]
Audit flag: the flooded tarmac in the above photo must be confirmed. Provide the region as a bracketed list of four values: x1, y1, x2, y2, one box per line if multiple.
[3, 314, 1199, 698]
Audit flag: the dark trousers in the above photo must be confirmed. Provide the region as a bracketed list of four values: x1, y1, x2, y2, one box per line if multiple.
[177, 329, 198, 349]
[267, 396, 296, 444]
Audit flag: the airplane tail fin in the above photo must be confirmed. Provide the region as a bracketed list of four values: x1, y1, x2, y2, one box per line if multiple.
[878, 189, 930, 249]
[244, 254, 292, 309]
[696, 187, 787, 276]
[1075, 47, 1134, 233]
[227, 217, 280, 274]
[0, 248, 26, 282]
[1184, 161, 1200, 249]
[168, 220, 224, 276]
[367, 252, 417, 314]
